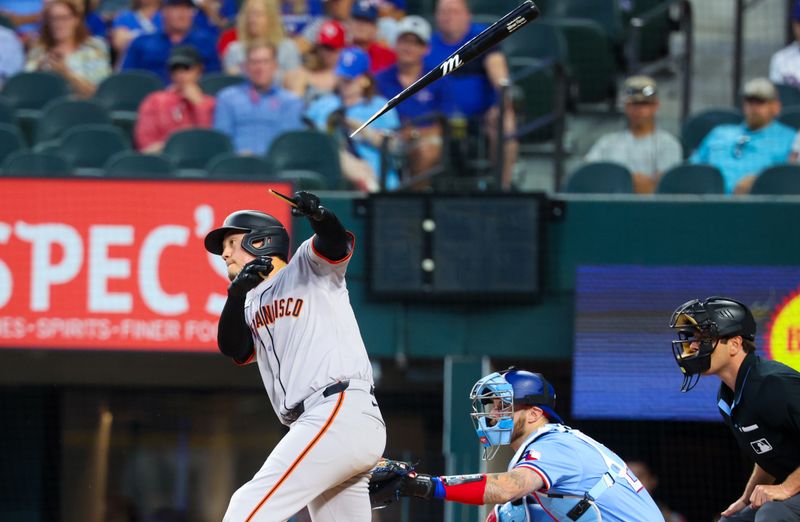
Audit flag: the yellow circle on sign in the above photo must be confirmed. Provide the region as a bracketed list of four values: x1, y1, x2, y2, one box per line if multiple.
[767, 292, 800, 371]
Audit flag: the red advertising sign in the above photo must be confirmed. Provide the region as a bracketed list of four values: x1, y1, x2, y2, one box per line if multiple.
[0, 178, 294, 351]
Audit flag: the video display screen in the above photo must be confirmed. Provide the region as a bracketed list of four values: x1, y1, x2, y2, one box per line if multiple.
[572, 265, 800, 420]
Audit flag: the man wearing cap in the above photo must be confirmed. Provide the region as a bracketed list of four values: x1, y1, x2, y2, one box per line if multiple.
[289, 19, 346, 99]
[306, 46, 400, 190]
[427, 0, 517, 188]
[121, 0, 221, 84]
[585, 75, 682, 193]
[770, 0, 800, 88]
[135, 45, 216, 153]
[690, 77, 795, 194]
[214, 41, 304, 155]
[375, 15, 452, 184]
[350, 0, 396, 74]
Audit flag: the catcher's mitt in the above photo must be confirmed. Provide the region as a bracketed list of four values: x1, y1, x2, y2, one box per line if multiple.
[368, 458, 415, 508]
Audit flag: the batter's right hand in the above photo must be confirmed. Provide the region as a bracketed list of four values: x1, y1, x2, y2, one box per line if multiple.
[228, 257, 273, 297]
[721, 496, 748, 517]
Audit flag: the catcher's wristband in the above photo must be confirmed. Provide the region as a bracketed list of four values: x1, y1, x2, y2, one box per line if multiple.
[435, 474, 487, 505]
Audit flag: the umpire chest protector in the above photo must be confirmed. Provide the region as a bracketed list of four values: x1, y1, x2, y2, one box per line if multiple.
[718, 352, 800, 483]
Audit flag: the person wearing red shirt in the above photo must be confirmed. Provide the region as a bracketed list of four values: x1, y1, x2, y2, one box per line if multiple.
[349, 0, 395, 74]
[134, 45, 216, 153]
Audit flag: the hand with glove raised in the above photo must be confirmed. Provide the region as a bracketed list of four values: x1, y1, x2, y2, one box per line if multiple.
[228, 257, 273, 297]
[290, 191, 326, 221]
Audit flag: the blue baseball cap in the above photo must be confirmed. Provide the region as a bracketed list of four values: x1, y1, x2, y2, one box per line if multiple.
[351, 0, 378, 21]
[794, 0, 800, 21]
[335, 47, 370, 79]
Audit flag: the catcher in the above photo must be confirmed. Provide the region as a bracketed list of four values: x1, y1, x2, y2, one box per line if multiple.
[369, 368, 662, 521]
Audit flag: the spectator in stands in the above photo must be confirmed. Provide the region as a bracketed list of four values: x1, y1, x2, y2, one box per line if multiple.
[290, 19, 346, 100]
[297, 0, 353, 54]
[627, 460, 687, 522]
[25, 0, 110, 97]
[220, 0, 301, 83]
[0, 25, 24, 87]
[375, 15, 451, 185]
[690, 78, 795, 194]
[585, 76, 682, 194]
[0, 0, 43, 37]
[214, 41, 304, 154]
[121, 0, 220, 84]
[110, 0, 161, 67]
[306, 46, 400, 191]
[134, 46, 215, 153]
[769, 0, 800, 88]
[349, 0, 395, 74]
[375, 0, 405, 46]
[81, 0, 108, 39]
[281, 0, 324, 40]
[428, 0, 517, 188]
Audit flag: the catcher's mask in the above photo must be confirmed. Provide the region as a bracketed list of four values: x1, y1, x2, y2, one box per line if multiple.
[669, 296, 756, 392]
[204, 210, 289, 261]
[470, 368, 562, 460]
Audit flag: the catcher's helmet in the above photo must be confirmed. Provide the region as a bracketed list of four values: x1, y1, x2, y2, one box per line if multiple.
[469, 368, 562, 460]
[669, 296, 756, 392]
[204, 210, 289, 260]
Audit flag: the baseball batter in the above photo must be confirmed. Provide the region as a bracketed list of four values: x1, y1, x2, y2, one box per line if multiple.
[204, 191, 386, 522]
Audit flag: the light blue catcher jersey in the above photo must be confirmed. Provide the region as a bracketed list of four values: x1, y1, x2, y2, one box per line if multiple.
[506, 424, 662, 522]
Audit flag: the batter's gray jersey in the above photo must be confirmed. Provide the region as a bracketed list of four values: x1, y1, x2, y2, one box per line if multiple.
[243, 235, 374, 425]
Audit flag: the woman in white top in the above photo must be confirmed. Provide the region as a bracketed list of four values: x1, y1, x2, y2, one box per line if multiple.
[25, 0, 111, 97]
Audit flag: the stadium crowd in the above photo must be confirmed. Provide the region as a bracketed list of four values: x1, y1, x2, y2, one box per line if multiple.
[2, 0, 800, 193]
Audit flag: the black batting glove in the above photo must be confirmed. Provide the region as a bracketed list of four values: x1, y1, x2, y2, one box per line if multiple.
[228, 257, 273, 297]
[399, 473, 437, 500]
[291, 191, 326, 221]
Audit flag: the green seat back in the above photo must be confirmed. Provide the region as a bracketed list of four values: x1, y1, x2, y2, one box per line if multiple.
[751, 164, 800, 195]
[163, 129, 234, 169]
[1, 72, 70, 111]
[564, 162, 633, 193]
[206, 152, 273, 179]
[93, 70, 163, 112]
[656, 163, 724, 195]
[1, 151, 71, 176]
[266, 131, 343, 189]
[35, 98, 112, 144]
[59, 124, 131, 169]
[104, 151, 175, 178]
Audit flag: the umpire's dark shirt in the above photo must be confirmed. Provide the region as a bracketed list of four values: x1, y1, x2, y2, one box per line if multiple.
[718, 352, 800, 482]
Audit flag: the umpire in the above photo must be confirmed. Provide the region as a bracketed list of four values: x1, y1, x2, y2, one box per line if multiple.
[669, 297, 800, 521]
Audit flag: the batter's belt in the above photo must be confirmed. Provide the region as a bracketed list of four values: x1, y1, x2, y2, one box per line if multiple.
[283, 379, 375, 423]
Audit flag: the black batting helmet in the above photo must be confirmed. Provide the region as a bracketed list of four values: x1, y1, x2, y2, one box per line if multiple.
[669, 296, 756, 391]
[204, 210, 290, 260]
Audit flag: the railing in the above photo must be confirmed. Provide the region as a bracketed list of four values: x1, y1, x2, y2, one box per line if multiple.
[505, 58, 568, 190]
[626, 0, 694, 121]
[732, 0, 792, 105]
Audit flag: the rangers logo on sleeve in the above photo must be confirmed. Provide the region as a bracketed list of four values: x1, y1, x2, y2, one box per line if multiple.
[522, 449, 540, 462]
